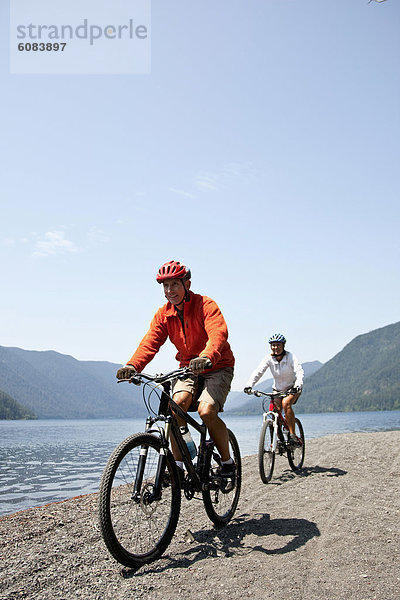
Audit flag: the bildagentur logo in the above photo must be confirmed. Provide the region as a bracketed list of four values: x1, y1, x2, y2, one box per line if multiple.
[10, 0, 151, 75]
[16, 18, 148, 46]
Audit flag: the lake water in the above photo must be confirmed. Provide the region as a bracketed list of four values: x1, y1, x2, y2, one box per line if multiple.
[1, 410, 399, 517]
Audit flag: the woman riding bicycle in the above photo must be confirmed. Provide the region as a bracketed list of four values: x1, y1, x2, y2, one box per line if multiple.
[116, 260, 236, 481]
[244, 333, 304, 446]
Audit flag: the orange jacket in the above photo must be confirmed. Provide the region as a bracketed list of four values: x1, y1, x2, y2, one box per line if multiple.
[127, 291, 235, 372]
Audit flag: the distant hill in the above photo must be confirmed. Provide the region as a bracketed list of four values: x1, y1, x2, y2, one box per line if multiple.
[296, 321, 400, 413]
[0, 347, 146, 419]
[226, 361, 323, 415]
[0, 389, 36, 420]
[1, 321, 399, 419]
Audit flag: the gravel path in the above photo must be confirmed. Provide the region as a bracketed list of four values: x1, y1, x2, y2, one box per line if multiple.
[1, 430, 399, 600]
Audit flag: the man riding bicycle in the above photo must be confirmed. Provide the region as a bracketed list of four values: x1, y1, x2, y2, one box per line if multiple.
[244, 333, 304, 445]
[117, 260, 236, 481]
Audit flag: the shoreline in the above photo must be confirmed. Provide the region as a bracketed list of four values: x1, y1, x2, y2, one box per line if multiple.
[2, 422, 400, 519]
[1, 430, 399, 599]
[1, 407, 400, 421]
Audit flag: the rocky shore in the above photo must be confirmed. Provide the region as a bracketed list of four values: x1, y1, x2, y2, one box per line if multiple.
[1, 430, 399, 600]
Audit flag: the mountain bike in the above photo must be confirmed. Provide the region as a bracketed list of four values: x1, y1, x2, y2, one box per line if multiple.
[250, 390, 305, 483]
[98, 366, 242, 569]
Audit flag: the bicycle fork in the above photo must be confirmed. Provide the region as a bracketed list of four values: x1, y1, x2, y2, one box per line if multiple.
[132, 445, 149, 501]
[132, 420, 171, 503]
[264, 411, 279, 454]
[264, 412, 290, 455]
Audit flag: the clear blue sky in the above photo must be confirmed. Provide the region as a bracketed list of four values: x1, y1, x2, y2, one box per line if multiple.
[1, 1, 399, 390]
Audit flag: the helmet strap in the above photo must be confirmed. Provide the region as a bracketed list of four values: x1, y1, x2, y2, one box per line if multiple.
[183, 278, 191, 301]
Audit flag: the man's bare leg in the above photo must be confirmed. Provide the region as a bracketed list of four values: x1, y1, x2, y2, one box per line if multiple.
[198, 401, 230, 462]
[170, 391, 192, 460]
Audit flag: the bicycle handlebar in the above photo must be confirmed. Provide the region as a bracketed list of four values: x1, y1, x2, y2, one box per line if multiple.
[250, 390, 287, 399]
[118, 366, 194, 386]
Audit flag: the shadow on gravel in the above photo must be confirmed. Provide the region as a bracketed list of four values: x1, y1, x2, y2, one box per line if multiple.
[122, 513, 320, 578]
[300, 465, 347, 477]
[271, 465, 347, 484]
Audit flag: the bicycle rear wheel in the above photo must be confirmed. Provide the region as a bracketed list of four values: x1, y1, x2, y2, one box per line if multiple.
[98, 433, 181, 568]
[287, 418, 305, 471]
[258, 420, 275, 483]
[202, 429, 241, 527]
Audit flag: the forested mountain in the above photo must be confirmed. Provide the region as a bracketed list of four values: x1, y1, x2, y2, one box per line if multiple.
[229, 321, 400, 415]
[0, 389, 36, 420]
[0, 347, 146, 419]
[296, 321, 400, 413]
[1, 321, 398, 419]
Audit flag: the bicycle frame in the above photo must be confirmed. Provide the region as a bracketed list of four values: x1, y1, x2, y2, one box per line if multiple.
[146, 400, 209, 491]
[131, 372, 214, 498]
[263, 398, 291, 455]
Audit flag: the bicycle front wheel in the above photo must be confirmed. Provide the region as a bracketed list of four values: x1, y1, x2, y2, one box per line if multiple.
[258, 420, 275, 483]
[98, 433, 181, 568]
[287, 418, 305, 471]
[202, 429, 241, 527]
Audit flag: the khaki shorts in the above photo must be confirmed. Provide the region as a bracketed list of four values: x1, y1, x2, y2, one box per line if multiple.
[172, 367, 234, 413]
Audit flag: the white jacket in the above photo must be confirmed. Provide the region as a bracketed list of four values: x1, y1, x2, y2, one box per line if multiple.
[245, 351, 304, 392]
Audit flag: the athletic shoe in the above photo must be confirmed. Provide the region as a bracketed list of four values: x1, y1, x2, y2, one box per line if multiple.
[218, 462, 236, 492]
[289, 434, 301, 447]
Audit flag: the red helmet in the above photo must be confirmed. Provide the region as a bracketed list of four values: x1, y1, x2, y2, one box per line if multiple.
[156, 260, 191, 283]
